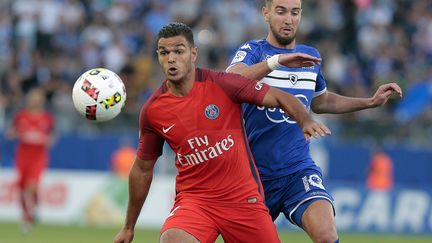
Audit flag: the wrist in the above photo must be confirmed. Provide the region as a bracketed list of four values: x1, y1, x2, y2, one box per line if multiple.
[368, 97, 377, 108]
[267, 55, 283, 70]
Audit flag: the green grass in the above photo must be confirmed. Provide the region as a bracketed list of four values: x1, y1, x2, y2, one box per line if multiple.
[1, 222, 431, 243]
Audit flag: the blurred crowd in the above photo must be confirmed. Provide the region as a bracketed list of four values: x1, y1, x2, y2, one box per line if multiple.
[0, 0, 431, 145]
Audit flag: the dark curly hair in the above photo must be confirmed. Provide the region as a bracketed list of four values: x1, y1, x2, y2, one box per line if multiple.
[157, 22, 194, 46]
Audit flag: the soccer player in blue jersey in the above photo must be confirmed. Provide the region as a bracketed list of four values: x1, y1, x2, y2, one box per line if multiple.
[226, 0, 403, 242]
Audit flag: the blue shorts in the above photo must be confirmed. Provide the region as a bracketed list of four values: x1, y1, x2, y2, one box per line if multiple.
[262, 168, 335, 228]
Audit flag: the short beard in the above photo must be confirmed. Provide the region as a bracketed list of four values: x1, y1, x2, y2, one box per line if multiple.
[271, 26, 296, 46]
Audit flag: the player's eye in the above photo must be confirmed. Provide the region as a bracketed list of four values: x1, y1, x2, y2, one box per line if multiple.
[176, 50, 185, 54]
[159, 50, 168, 55]
[275, 7, 286, 15]
[292, 10, 300, 16]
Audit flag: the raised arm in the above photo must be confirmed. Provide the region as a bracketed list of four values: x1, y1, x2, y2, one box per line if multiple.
[262, 87, 331, 141]
[114, 157, 157, 243]
[311, 83, 403, 114]
[226, 53, 321, 81]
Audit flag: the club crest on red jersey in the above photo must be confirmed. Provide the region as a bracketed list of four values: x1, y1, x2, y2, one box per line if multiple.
[204, 104, 219, 119]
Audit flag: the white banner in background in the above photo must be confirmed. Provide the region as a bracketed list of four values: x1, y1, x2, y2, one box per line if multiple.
[0, 169, 175, 228]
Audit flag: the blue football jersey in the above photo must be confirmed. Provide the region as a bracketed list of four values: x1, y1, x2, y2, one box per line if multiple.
[228, 39, 327, 181]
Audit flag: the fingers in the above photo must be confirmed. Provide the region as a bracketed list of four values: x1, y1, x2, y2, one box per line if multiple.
[382, 90, 393, 98]
[281, 53, 322, 67]
[380, 83, 403, 97]
[303, 122, 331, 140]
[303, 60, 319, 67]
[298, 53, 322, 65]
[389, 83, 403, 97]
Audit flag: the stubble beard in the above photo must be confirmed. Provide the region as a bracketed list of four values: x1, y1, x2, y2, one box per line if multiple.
[271, 25, 296, 47]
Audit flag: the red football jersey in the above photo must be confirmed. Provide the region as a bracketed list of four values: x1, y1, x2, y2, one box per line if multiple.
[13, 109, 54, 150]
[137, 68, 270, 204]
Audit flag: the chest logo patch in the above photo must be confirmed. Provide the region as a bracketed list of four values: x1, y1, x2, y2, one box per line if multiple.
[288, 74, 298, 85]
[204, 104, 219, 120]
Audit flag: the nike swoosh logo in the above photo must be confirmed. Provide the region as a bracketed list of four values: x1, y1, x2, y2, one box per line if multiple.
[162, 124, 175, 133]
[168, 205, 181, 217]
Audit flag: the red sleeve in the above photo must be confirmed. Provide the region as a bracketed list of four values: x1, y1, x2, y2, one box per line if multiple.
[136, 100, 164, 161]
[211, 70, 270, 105]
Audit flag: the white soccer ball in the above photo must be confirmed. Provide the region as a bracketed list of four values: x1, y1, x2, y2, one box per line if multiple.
[72, 68, 126, 122]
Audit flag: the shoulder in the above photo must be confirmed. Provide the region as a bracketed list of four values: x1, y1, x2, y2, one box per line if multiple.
[13, 109, 27, 120]
[200, 68, 243, 83]
[234, 39, 266, 57]
[239, 39, 265, 50]
[296, 44, 321, 58]
[140, 85, 165, 119]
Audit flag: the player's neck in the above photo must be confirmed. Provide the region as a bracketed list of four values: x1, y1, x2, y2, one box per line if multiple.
[266, 34, 296, 49]
[27, 107, 44, 114]
[166, 71, 195, 97]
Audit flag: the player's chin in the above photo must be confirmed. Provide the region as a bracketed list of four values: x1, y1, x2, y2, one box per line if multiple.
[167, 74, 182, 83]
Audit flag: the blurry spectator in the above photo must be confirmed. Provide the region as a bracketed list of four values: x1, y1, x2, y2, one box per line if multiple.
[111, 137, 136, 180]
[12, 0, 39, 49]
[50, 82, 79, 134]
[36, 0, 63, 56]
[80, 12, 113, 49]
[102, 35, 129, 73]
[367, 147, 394, 192]
[0, 0, 430, 145]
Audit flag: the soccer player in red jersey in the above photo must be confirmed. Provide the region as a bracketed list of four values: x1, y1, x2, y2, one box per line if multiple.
[114, 22, 330, 243]
[7, 87, 55, 233]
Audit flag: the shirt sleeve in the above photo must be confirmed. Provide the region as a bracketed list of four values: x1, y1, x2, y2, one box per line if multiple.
[314, 66, 327, 98]
[213, 71, 270, 106]
[313, 49, 327, 97]
[136, 104, 164, 161]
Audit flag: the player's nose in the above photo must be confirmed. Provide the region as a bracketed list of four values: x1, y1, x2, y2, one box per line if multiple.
[168, 52, 176, 63]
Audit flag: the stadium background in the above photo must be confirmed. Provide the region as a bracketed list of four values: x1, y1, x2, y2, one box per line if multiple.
[0, 0, 431, 242]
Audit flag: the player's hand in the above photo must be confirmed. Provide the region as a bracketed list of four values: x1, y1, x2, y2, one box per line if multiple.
[279, 53, 322, 68]
[114, 228, 134, 243]
[371, 82, 403, 107]
[301, 119, 331, 141]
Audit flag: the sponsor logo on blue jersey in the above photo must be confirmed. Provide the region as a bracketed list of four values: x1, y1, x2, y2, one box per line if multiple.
[257, 94, 309, 124]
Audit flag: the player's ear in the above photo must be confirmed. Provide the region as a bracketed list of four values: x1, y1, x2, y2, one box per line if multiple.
[191, 46, 198, 63]
[262, 6, 269, 22]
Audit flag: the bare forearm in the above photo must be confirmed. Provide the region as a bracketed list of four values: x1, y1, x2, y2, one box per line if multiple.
[262, 87, 331, 140]
[312, 92, 374, 114]
[227, 53, 322, 80]
[123, 164, 153, 230]
[263, 88, 312, 127]
[277, 92, 311, 127]
[227, 62, 271, 81]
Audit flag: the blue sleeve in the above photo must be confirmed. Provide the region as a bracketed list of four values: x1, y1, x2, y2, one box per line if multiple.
[227, 41, 262, 68]
[313, 48, 327, 97]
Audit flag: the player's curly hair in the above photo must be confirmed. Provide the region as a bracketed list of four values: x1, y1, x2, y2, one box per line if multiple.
[157, 22, 195, 46]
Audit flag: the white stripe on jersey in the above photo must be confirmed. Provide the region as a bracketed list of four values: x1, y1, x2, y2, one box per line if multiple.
[263, 78, 315, 90]
[262, 70, 317, 90]
[268, 70, 318, 81]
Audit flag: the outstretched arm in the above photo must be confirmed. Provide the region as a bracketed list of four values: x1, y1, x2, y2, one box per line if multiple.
[226, 53, 321, 81]
[262, 87, 331, 141]
[114, 157, 156, 243]
[311, 83, 403, 114]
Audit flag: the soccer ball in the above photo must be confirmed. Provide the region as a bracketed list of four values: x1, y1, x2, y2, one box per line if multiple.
[72, 68, 126, 122]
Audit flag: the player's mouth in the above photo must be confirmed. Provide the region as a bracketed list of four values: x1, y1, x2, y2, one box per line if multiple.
[281, 27, 293, 35]
[168, 67, 178, 75]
